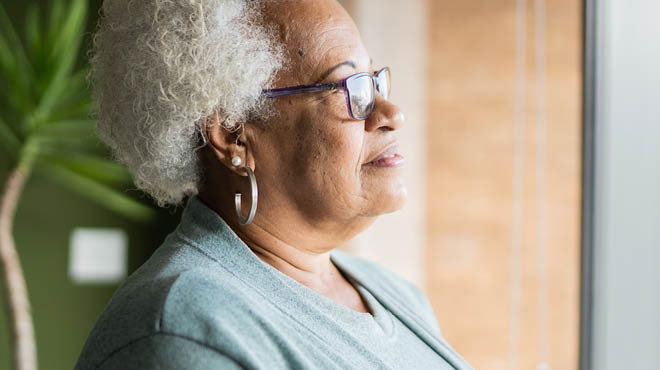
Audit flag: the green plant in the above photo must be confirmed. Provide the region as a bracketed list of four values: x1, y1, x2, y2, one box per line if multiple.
[0, 1, 157, 369]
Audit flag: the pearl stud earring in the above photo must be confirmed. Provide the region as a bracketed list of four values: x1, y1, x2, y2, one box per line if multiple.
[231, 156, 242, 167]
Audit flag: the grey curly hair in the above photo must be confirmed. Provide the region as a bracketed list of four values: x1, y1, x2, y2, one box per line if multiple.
[91, 0, 283, 206]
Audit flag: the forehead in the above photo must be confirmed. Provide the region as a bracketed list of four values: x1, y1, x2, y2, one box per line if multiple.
[263, 0, 369, 85]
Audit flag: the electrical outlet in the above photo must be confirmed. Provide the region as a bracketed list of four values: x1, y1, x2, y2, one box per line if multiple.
[69, 228, 128, 284]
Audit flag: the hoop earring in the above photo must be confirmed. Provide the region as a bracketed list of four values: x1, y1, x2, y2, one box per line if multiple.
[235, 166, 258, 225]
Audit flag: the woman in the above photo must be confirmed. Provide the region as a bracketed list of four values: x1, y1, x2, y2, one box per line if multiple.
[75, 0, 472, 369]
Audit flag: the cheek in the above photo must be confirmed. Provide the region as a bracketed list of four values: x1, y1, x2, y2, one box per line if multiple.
[265, 99, 370, 219]
[296, 123, 364, 191]
[326, 130, 364, 195]
[276, 111, 366, 220]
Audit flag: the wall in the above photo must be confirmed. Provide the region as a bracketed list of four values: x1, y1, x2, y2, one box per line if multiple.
[345, 0, 583, 367]
[342, 0, 429, 288]
[426, 0, 582, 369]
[592, 0, 660, 369]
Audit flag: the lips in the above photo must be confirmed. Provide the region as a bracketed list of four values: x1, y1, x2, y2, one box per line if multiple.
[364, 143, 405, 168]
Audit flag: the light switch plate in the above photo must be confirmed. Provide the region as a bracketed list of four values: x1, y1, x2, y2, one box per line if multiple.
[69, 228, 128, 284]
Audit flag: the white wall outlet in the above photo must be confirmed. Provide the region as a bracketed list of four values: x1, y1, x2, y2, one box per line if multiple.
[69, 228, 128, 284]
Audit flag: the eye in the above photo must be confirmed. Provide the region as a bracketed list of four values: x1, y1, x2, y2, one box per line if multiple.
[313, 88, 343, 102]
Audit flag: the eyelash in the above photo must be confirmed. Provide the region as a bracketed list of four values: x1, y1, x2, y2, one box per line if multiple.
[313, 89, 342, 102]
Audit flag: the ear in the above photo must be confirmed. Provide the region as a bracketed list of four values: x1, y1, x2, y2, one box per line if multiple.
[203, 111, 256, 176]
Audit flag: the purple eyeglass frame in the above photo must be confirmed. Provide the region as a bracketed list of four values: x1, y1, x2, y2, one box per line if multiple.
[262, 67, 390, 121]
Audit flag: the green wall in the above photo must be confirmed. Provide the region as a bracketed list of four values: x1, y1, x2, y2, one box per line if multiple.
[0, 169, 179, 370]
[0, 1, 181, 369]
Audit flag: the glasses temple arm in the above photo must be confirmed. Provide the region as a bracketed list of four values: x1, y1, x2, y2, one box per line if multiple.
[262, 81, 343, 98]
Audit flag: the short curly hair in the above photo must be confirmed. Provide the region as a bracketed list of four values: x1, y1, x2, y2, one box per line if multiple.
[91, 0, 283, 206]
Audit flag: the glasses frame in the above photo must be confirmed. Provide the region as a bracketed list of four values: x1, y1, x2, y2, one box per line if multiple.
[262, 67, 390, 121]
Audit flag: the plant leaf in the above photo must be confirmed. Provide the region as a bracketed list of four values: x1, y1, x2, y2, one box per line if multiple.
[25, 4, 41, 62]
[0, 3, 33, 105]
[39, 161, 158, 223]
[31, 136, 102, 156]
[50, 0, 87, 62]
[32, 0, 88, 128]
[46, 0, 66, 47]
[35, 118, 96, 138]
[0, 114, 22, 159]
[49, 99, 96, 123]
[44, 68, 93, 118]
[41, 151, 132, 187]
[0, 27, 14, 76]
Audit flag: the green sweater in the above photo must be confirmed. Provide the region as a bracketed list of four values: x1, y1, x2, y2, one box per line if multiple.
[74, 196, 472, 370]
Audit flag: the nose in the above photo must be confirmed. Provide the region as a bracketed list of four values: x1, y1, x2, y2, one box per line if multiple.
[364, 95, 405, 132]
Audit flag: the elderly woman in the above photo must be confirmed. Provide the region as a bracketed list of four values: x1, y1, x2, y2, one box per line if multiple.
[75, 0, 471, 369]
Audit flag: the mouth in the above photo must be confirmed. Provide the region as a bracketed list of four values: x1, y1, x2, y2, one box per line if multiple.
[364, 143, 405, 168]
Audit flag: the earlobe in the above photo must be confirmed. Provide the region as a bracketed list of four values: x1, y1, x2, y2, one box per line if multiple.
[203, 112, 255, 176]
[233, 128, 257, 177]
[231, 156, 243, 167]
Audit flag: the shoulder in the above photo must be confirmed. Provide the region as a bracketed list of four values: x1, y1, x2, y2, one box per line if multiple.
[331, 249, 443, 336]
[75, 236, 261, 369]
[158, 266, 262, 334]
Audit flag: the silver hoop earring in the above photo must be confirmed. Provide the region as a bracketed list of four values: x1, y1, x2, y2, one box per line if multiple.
[235, 166, 258, 225]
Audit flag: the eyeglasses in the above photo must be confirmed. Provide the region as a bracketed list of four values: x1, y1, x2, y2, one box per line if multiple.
[262, 67, 391, 121]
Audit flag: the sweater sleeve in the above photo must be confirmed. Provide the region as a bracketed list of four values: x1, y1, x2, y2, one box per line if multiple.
[96, 332, 244, 370]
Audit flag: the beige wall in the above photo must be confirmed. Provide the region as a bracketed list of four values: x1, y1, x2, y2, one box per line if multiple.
[344, 0, 582, 368]
[426, 0, 582, 369]
[342, 0, 429, 288]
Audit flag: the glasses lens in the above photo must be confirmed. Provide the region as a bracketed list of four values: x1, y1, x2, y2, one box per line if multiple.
[375, 68, 391, 100]
[346, 74, 375, 120]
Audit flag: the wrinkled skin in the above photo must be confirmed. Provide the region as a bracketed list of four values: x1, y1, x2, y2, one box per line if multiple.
[199, 0, 406, 314]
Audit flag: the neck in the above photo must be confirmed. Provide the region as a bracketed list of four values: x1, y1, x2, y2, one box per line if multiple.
[229, 220, 341, 291]
[197, 189, 356, 294]
[197, 169, 375, 314]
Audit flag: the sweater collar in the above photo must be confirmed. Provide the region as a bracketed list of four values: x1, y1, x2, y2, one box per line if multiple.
[176, 196, 472, 370]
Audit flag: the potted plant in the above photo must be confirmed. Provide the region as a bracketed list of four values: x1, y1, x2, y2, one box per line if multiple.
[0, 1, 156, 369]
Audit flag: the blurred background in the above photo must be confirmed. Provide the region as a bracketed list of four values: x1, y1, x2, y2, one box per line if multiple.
[1, 0, 658, 370]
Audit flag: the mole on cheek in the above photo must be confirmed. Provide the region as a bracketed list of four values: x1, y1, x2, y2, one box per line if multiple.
[298, 48, 304, 57]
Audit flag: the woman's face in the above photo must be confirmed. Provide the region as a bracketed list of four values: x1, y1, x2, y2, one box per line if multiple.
[248, 0, 407, 233]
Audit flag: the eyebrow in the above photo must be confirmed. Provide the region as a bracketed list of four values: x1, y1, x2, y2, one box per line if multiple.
[312, 61, 357, 84]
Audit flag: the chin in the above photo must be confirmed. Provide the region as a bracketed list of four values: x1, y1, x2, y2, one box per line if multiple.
[364, 184, 409, 217]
